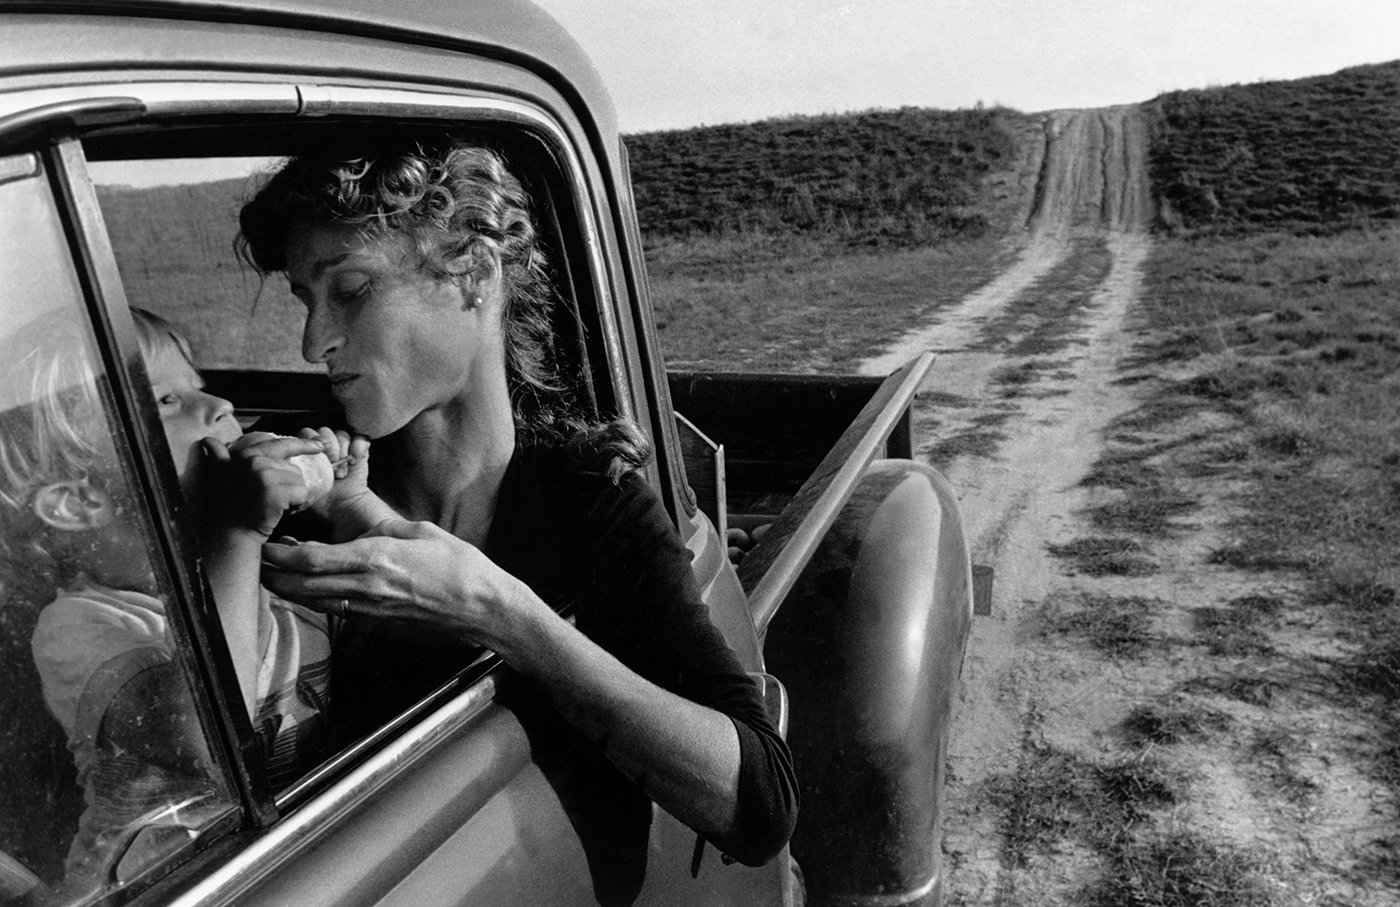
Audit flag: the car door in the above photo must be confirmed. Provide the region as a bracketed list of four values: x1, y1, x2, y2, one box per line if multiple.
[0, 65, 789, 907]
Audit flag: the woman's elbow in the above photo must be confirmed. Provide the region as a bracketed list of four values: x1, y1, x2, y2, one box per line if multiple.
[715, 758, 799, 866]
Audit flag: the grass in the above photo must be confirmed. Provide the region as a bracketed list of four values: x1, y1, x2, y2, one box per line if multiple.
[1045, 593, 1160, 659]
[627, 106, 1025, 246]
[1146, 60, 1400, 235]
[1087, 491, 1199, 537]
[970, 234, 1113, 356]
[1179, 671, 1287, 709]
[927, 429, 1007, 465]
[991, 358, 1073, 398]
[924, 409, 1016, 465]
[985, 738, 1277, 907]
[986, 741, 1182, 867]
[1047, 537, 1158, 578]
[635, 103, 1047, 370]
[1079, 433, 1203, 538]
[1192, 603, 1276, 657]
[1247, 727, 1321, 806]
[1097, 219, 1400, 873]
[647, 232, 1017, 370]
[1122, 701, 1231, 747]
[98, 180, 312, 371]
[1136, 227, 1400, 581]
[1080, 833, 1279, 907]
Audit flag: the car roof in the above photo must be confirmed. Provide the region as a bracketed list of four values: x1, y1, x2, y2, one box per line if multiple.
[4, 0, 618, 137]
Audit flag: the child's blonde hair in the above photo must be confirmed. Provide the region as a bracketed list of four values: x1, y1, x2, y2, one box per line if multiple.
[0, 308, 195, 567]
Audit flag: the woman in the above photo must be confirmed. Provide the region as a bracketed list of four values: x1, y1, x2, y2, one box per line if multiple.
[238, 139, 797, 872]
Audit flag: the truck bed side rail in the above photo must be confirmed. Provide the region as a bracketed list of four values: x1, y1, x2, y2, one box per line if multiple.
[733, 353, 934, 636]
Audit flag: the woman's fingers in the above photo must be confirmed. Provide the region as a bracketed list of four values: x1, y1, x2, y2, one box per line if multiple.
[364, 517, 444, 541]
[262, 522, 444, 577]
[262, 536, 380, 575]
[299, 426, 340, 458]
[261, 535, 420, 616]
[263, 574, 364, 612]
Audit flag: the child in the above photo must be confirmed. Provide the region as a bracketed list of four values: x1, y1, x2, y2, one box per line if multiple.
[1, 308, 349, 893]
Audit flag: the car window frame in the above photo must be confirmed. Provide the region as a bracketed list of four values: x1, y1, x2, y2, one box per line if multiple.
[52, 131, 279, 812]
[0, 137, 261, 902]
[2, 73, 644, 819]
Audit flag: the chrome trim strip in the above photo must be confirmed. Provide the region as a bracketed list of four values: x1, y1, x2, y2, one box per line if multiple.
[0, 151, 39, 184]
[828, 871, 940, 907]
[168, 675, 503, 907]
[0, 96, 144, 147]
[272, 647, 497, 809]
[0, 83, 299, 123]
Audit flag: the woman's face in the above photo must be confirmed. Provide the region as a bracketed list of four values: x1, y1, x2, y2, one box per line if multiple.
[285, 224, 502, 439]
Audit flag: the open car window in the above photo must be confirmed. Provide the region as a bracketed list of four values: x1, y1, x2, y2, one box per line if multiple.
[0, 152, 238, 905]
[1, 83, 623, 900]
[80, 117, 611, 785]
[88, 156, 313, 374]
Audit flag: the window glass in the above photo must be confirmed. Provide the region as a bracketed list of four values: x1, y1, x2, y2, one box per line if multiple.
[80, 134, 593, 796]
[89, 156, 312, 372]
[0, 153, 236, 904]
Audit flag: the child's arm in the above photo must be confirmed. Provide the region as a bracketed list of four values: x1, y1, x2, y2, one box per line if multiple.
[199, 434, 328, 717]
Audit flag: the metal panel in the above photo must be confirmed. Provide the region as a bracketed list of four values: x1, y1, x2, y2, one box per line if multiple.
[737, 354, 935, 634]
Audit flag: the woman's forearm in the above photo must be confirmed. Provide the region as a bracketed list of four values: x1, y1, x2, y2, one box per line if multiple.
[494, 585, 744, 848]
[258, 522, 744, 844]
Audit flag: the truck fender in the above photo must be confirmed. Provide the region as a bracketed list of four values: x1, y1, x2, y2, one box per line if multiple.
[763, 459, 973, 907]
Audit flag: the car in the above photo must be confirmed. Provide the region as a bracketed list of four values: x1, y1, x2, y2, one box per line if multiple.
[0, 2, 974, 905]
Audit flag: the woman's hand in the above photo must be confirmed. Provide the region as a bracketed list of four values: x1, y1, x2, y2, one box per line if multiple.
[264, 520, 748, 851]
[202, 433, 328, 540]
[260, 519, 531, 649]
[296, 427, 399, 539]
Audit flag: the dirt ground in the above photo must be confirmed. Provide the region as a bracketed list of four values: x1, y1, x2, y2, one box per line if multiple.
[860, 107, 1399, 906]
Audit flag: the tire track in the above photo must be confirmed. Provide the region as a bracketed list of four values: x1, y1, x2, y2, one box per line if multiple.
[859, 106, 1150, 379]
[857, 105, 1156, 903]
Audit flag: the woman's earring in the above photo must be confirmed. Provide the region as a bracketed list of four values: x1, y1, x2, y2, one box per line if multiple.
[463, 294, 483, 311]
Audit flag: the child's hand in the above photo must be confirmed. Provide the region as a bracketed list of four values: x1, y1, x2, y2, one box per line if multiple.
[201, 433, 329, 539]
[295, 427, 397, 538]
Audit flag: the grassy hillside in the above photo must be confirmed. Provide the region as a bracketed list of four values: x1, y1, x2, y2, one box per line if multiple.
[626, 106, 1024, 248]
[1146, 61, 1400, 234]
[1136, 62, 1400, 862]
[97, 180, 310, 371]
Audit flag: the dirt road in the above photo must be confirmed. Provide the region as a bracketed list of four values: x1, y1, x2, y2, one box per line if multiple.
[856, 103, 1157, 896]
[859, 107, 1395, 905]
[864, 105, 1158, 902]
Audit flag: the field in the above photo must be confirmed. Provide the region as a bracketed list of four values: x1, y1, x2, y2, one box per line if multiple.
[627, 106, 1022, 246]
[952, 224, 1400, 906]
[635, 61, 1400, 906]
[1147, 60, 1400, 233]
[632, 105, 1043, 371]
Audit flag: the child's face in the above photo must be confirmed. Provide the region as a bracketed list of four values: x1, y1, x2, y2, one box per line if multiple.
[147, 342, 242, 481]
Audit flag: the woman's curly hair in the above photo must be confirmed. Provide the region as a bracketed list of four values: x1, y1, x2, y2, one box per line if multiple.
[237, 139, 648, 479]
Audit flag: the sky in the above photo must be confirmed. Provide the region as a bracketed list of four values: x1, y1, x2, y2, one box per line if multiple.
[530, 0, 1400, 134]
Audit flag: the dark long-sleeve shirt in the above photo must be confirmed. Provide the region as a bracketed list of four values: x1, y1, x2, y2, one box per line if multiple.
[332, 442, 797, 891]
